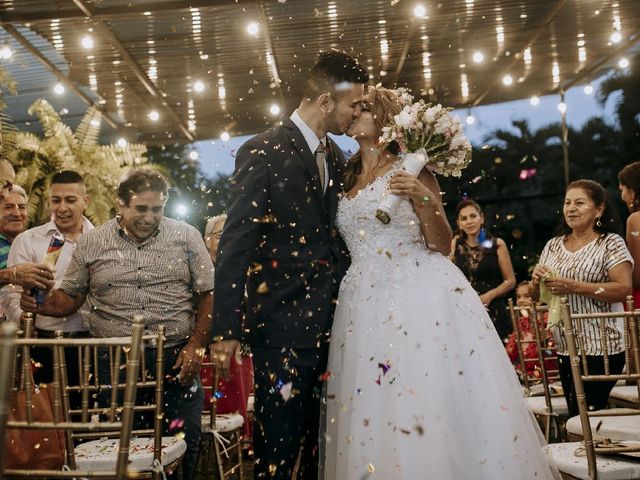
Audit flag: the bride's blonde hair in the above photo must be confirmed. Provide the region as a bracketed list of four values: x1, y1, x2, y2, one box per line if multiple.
[344, 86, 403, 192]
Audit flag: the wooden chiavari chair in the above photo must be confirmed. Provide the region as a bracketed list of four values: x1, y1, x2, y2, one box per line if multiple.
[508, 299, 566, 441]
[196, 345, 244, 479]
[2, 317, 187, 479]
[0, 323, 18, 477]
[545, 297, 640, 480]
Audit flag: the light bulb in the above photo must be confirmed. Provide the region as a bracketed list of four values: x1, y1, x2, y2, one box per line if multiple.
[472, 51, 484, 63]
[502, 74, 513, 86]
[117, 138, 127, 148]
[54, 83, 65, 95]
[193, 80, 205, 92]
[0, 45, 13, 60]
[557, 102, 567, 114]
[618, 57, 629, 69]
[247, 22, 259, 36]
[220, 131, 230, 142]
[530, 96, 540, 106]
[270, 104, 281, 115]
[148, 110, 160, 121]
[81, 35, 94, 49]
[583, 85, 594, 95]
[189, 151, 199, 160]
[465, 115, 475, 125]
[413, 4, 427, 17]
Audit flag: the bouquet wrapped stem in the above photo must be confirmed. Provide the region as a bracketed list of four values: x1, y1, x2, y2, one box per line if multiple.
[375, 150, 429, 224]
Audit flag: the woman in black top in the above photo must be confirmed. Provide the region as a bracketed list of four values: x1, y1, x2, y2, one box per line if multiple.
[451, 199, 516, 341]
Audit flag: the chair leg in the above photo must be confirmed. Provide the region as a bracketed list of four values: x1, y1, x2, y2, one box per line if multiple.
[236, 431, 244, 480]
[212, 432, 226, 479]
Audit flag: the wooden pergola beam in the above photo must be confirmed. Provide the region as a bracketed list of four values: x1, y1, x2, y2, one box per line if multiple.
[257, 0, 285, 109]
[70, 0, 194, 142]
[0, 0, 255, 24]
[1, 24, 123, 131]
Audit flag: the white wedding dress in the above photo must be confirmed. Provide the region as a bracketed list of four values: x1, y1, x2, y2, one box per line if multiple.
[321, 165, 559, 479]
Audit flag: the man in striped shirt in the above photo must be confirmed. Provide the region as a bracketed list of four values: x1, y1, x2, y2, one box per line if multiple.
[20, 169, 215, 480]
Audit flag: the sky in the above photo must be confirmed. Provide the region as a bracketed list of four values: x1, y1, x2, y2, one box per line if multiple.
[195, 74, 621, 179]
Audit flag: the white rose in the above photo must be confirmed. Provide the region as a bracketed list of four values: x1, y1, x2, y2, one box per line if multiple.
[395, 108, 413, 128]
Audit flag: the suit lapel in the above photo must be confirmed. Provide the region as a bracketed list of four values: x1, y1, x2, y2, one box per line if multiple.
[282, 118, 326, 206]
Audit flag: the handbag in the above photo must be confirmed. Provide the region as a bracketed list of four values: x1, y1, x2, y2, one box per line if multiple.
[3, 383, 66, 470]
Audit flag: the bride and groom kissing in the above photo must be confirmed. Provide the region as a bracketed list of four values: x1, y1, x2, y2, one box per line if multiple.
[211, 51, 558, 479]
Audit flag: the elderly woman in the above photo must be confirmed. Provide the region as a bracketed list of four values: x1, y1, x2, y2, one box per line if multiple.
[530, 179, 632, 416]
[618, 161, 640, 306]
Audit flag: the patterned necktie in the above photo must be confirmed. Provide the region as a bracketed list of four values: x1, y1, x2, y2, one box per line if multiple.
[315, 142, 327, 192]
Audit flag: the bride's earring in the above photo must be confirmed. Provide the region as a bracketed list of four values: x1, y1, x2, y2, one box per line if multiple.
[595, 217, 602, 228]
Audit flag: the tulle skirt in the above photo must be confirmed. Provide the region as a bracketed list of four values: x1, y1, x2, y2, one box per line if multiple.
[321, 250, 559, 479]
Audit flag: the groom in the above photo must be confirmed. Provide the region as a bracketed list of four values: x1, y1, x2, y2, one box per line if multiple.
[212, 50, 368, 479]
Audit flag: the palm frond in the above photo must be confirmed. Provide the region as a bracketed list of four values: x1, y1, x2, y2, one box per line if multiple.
[27, 99, 62, 139]
[74, 106, 102, 147]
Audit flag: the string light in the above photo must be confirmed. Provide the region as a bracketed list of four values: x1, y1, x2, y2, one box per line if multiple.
[270, 104, 280, 115]
[465, 114, 475, 125]
[610, 32, 622, 43]
[413, 4, 427, 18]
[618, 57, 629, 69]
[220, 131, 230, 142]
[530, 96, 540, 106]
[188, 151, 199, 160]
[502, 74, 513, 86]
[0, 44, 13, 60]
[148, 110, 159, 121]
[193, 80, 205, 92]
[247, 22, 259, 36]
[557, 102, 567, 114]
[53, 83, 65, 95]
[472, 51, 484, 63]
[117, 138, 127, 148]
[81, 35, 94, 49]
[583, 84, 594, 95]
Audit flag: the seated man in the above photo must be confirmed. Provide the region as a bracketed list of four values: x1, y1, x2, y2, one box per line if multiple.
[21, 168, 214, 480]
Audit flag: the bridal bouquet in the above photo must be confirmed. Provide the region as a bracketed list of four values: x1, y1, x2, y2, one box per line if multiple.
[380, 100, 472, 177]
[375, 97, 472, 224]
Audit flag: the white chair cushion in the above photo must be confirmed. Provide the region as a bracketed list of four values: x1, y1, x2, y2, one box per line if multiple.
[610, 386, 640, 405]
[75, 436, 187, 472]
[527, 395, 569, 415]
[566, 409, 640, 441]
[545, 442, 640, 479]
[201, 413, 244, 433]
[525, 382, 563, 398]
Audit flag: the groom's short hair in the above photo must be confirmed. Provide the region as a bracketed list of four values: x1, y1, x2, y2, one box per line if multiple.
[303, 50, 369, 101]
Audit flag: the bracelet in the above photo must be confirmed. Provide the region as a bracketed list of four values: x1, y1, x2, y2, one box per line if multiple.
[12, 266, 17, 285]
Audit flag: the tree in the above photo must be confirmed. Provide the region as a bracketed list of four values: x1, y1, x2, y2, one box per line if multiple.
[146, 144, 231, 232]
[597, 58, 640, 164]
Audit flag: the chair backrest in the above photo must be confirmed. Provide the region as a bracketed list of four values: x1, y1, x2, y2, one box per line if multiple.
[202, 344, 220, 430]
[508, 300, 560, 390]
[2, 316, 166, 479]
[560, 295, 640, 478]
[0, 322, 18, 476]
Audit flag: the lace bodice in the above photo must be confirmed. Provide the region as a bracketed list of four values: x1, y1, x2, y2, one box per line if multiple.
[337, 165, 426, 264]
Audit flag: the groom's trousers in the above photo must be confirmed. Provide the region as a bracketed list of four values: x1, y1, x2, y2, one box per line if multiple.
[251, 345, 328, 480]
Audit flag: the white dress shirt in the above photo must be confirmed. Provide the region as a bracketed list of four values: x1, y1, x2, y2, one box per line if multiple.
[1, 217, 94, 332]
[290, 110, 328, 191]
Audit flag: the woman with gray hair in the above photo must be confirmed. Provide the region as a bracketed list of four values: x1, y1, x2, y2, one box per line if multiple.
[201, 212, 253, 446]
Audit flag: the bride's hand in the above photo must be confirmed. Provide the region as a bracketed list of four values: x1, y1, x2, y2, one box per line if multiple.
[388, 171, 434, 206]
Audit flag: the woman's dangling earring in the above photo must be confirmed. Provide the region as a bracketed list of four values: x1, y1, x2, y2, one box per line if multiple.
[596, 217, 602, 228]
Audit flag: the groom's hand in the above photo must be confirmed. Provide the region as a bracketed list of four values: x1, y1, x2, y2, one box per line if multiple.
[211, 339, 240, 381]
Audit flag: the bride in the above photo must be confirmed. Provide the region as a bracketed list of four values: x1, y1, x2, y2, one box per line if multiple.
[321, 86, 559, 479]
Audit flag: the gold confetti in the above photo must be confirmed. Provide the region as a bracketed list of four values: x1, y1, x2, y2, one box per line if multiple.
[367, 463, 375, 474]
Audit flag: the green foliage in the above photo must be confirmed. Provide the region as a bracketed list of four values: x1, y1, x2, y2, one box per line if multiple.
[145, 143, 230, 232]
[5, 99, 150, 226]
